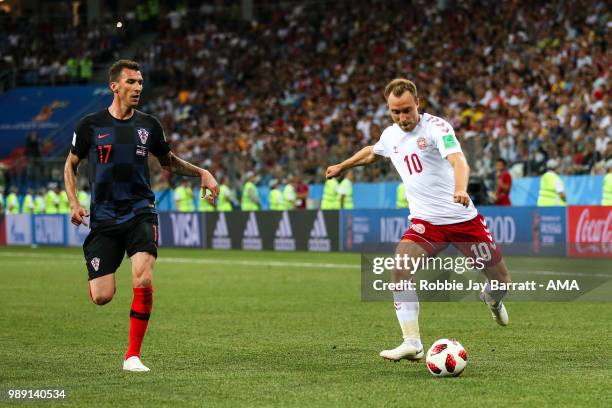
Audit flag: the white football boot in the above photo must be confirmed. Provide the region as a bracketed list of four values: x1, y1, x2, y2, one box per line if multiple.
[380, 339, 424, 362]
[488, 301, 509, 326]
[123, 356, 150, 372]
[480, 292, 509, 326]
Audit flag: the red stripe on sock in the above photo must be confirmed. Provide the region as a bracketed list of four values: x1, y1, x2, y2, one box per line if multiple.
[125, 287, 153, 359]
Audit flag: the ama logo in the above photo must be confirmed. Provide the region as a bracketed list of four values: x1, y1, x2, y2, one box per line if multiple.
[242, 212, 262, 250]
[274, 211, 295, 251]
[212, 213, 231, 249]
[308, 210, 330, 251]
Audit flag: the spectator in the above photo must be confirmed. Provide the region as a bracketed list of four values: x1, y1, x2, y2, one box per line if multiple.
[295, 175, 309, 209]
[268, 179, 283, 211]
[538, 159, 567, 206]
[494, 159, 512, 206]
[6, 186, 19, 214]
[25, 131, 41, 182]
[175, 178, 196, 212]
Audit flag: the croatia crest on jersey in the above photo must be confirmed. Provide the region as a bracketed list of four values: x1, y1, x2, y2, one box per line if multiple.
[138, 128, 149, 144]
[417, 137, 428, 151]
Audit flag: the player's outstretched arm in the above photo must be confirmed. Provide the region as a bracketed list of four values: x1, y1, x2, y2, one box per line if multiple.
[158, 151, 219, 203]
[326, 145, 379, 178]
[446, 152, 471, 207]
[64, 152, 89, 226]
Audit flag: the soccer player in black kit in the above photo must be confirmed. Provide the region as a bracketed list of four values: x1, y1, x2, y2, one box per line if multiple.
[64, 60, 219, 372]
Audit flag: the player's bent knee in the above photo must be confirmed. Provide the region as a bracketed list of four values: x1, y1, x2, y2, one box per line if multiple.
[92, 293, 114, 305]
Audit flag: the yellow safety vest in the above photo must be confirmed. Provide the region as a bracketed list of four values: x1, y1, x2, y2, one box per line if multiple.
[602, 173, 612, 205]
[6, 193, 20, 214]
[23, 194, 35, 214]
[269, 188, 283, 210]
[282, 184, 296, 210]
[198, 191, 216, 212]
[537, 171, 566, 206]
[175, 186, 195, 212]
[217, 185, 233, 211]
[321, 178, 340, 210]
[339, 178, 353, 209]
[58, 191, 70, 214]
[78, 191, 90, 211]
[396, 183, 408, 208]
[241, 182, 259, 211]
[34, 196, 45, 214]
[44, 191, 59, 214]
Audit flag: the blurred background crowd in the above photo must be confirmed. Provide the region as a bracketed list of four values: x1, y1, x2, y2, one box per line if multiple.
[0, 0, 610, 206]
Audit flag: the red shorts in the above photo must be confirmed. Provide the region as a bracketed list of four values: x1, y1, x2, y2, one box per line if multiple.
[401, 214, 503, 267]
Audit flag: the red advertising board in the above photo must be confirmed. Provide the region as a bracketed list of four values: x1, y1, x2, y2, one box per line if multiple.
[0, 215, 5, 245]
[0, 214, 6, 245]
[567, 206, 612, 257]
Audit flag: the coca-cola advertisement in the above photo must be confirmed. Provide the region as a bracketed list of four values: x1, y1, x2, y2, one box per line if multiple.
[568, 206, 612, 258]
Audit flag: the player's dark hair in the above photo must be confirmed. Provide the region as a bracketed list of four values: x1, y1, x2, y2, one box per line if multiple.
[109, 59, 140, 82]
[497, 158, 507, 166]
[384, 78, 418, 101]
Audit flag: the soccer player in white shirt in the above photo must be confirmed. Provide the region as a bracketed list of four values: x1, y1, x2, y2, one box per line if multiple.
[326, 79, 511, 361]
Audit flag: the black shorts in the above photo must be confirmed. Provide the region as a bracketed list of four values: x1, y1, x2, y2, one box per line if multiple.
[83, 213, 159, 280]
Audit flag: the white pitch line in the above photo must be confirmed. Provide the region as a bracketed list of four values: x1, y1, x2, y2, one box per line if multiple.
[0, 252, 357, 269]
[0, 252, 610, 277]
[159, 256, 356, 269]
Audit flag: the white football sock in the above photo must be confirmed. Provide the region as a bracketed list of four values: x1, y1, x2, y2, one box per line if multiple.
[482, 280, 508, 306]
[392, 288, 421, 345]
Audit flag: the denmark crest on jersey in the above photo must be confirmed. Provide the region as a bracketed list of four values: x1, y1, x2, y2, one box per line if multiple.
[416, 137, 428, 151]
[411, 223, 426, 234]
[138, 128, 149, 144]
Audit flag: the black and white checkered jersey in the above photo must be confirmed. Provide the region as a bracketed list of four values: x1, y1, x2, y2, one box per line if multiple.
[71, 109, 171, 228]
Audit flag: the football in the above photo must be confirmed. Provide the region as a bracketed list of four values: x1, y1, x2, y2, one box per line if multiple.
[425, 338, 468, 377]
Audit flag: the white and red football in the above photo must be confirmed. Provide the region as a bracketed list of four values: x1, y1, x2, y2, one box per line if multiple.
[425, 338, 468, 377]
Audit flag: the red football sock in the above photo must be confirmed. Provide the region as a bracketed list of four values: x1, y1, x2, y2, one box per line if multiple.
[125, 287, 153, 359]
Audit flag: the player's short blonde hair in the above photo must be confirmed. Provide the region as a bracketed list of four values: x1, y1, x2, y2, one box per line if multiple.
[384, 78, 418, 101]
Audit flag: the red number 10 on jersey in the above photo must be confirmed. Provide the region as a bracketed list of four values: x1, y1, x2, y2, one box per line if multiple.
[404, 153, 423, 175]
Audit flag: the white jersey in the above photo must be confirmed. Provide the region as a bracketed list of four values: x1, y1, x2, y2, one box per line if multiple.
[373, 113, 477, 225]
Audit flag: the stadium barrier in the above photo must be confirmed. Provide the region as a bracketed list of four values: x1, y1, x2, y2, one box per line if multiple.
[0, 214, 6, 245]
[148, 175, 605, 212]
[1, 207, 609, 258]
[340, 207, 567, 257]
[206, 210, 339, 252]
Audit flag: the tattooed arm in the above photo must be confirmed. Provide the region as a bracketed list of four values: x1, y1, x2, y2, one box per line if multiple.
[158, 152, 219, 201]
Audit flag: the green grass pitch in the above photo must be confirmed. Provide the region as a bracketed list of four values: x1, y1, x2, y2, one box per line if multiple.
[0, 247, 611, 407]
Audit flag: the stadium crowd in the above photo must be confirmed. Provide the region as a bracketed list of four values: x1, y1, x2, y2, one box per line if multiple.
[0, 0, 610, 202]
[131, 0, 611, 191]
[0, 17, 128, 85]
